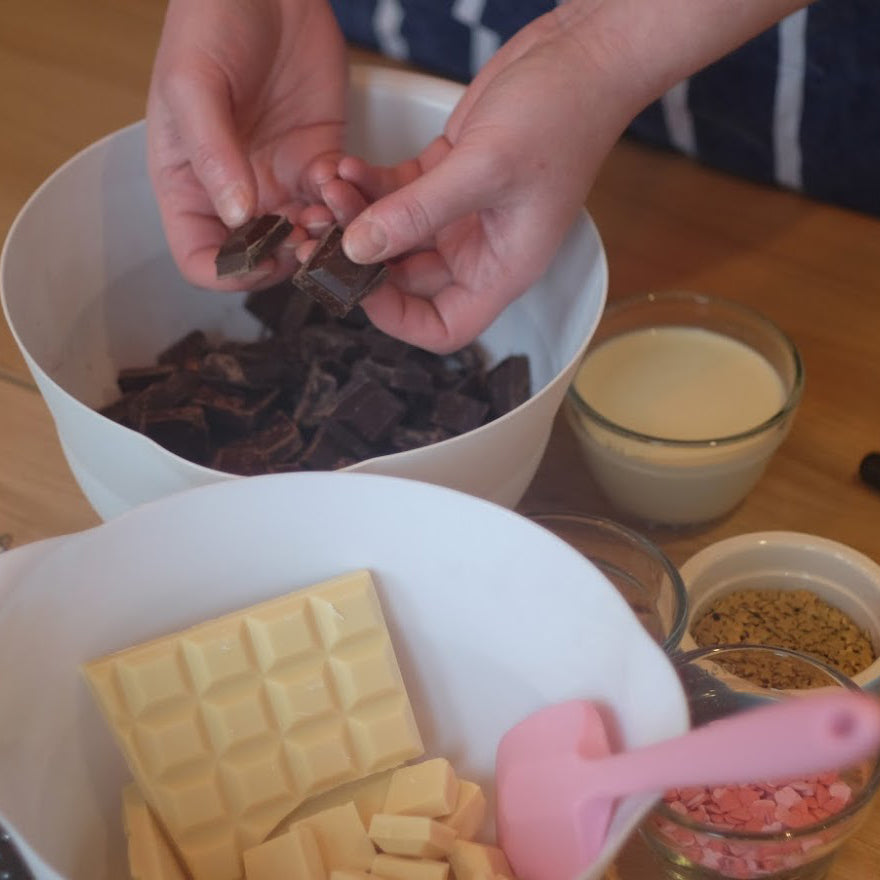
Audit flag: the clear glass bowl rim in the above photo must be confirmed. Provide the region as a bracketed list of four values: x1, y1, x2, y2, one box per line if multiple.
[525, 511, 688, 652]
[648, 644, 880, 840]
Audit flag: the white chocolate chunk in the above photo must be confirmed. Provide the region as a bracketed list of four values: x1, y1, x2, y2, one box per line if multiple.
[369, 813, 457, 858]
[383, 758, 459, 817]
[437, 780, 486, 840]
[243, 825, 325, 880]
[284, 769, 395, 831]
[448, 840, 514, 880]
[294, 802, 376, 870]
[372, 853, 450, 880]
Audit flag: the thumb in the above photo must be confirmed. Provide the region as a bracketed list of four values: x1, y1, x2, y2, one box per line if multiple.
[165, 67, 257, 228]
[342, 146, 498, 264]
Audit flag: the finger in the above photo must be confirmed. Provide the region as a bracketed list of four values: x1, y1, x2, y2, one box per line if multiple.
[338, 155, 420, 202]
[386, 250, 452, 297]
[301, 152, 342, 202]
[298, 203, 335, 238]
[341, 144, 498, 265]
[361, 278, 505, 354]
[163, 65, 257, 228]
[320, 178, 369, 227]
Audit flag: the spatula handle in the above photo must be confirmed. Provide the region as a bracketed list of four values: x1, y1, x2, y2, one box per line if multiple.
[589, 691, 880, 798]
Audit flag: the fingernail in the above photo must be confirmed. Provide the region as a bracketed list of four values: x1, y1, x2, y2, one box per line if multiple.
[216, 182, 249, 228]
[345, 219, 387, 263]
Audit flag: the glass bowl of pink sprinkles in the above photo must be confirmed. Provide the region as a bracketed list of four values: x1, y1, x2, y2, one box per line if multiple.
[641, 645, 880, 880]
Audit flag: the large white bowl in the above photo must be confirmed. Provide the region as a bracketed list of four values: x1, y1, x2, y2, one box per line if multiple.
[0, 65, 607, 519]
[0, 472, 687, 880]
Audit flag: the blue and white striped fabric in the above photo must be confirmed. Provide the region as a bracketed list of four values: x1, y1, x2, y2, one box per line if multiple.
[330, 0, 880, 217]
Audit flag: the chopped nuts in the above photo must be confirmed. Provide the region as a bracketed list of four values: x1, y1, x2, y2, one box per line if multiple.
[691, 587, 876, 687]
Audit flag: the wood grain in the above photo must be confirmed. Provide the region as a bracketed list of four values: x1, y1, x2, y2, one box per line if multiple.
[1, 2, 879, 877]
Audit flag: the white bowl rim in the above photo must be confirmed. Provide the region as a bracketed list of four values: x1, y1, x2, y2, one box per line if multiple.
[679, 530, 880, 690]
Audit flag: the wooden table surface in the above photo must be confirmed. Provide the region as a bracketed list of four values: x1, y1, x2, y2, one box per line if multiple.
[1, 2, 879, 877]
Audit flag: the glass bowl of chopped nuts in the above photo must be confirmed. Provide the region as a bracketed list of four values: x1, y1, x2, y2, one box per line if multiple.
[678, 532, 880, 691]
[640, 645, 880, 880]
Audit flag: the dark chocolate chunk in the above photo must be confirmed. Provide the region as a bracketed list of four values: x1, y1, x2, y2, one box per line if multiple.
[141, 405, 210, 463]
[293, 224, 387, 316]
[117, 364, 176, 394]
[279, 285, 320, 341]
[98, 393, 136, 426]
[200, 344, 286, 389]
[390, 424, 452, 452]
[292, 363, 340, 429]
[430, 390, 490, 434]
[244, 283, 295, 334]
[487, 355, 531, 416]
[332, 375, 406, 443]
[157, 330, 209, 370]
[297, 422, 364, 471]
[210, 412, 303, 474]
[193, 384, 280, 436]
[215, 213, 293, 278]
[351, 358, 434, 397]
[128, 371, 202, 428]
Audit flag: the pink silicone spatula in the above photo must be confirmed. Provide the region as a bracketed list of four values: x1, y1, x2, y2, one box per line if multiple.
[496, 692, 880, 880]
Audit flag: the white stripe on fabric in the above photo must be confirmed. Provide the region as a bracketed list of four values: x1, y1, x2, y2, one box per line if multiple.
[373, 0, 408, 60]
[452, 0, 500, 73]
[661, 80, 697, 158]
[774, 8, 808, 190]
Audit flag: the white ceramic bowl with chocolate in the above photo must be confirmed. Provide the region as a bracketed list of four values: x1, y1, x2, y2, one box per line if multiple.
[0, 65, 607, 519]
[679, 531, 880, 691]
[0, 471, 688, 879]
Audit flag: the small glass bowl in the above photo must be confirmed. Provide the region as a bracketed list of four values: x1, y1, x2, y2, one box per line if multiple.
[565, 292, 804, 527]
[640, 645, 880, 880]
[526, 512, 688, 653]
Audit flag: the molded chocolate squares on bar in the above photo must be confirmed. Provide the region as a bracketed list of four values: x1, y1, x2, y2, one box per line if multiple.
[215, 214, 293, 278]
[84, 570, 423, 880]
[293, 224, 388, 317]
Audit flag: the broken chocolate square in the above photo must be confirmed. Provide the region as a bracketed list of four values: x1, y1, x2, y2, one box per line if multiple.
[332, 374, 406, 443]
[140, 405, 210, 464]
[215, 214, 293, 278]
[430, 390, 490, 434]
[487, 355, 531, 416]
[293, 224, 388, 316]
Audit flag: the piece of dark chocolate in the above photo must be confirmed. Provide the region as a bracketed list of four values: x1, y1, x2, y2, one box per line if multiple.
[193, 384, 280, 436]
[351, 358, 434, 397]
[157, 330, 209, 370]
[128, 371, 202, 428]
[487, 355, 531, 416]
[244, 283, 295, 334]
[140, 405, 210, 463]
[332, 375, 406, 443]
[292, 363, 340, 429]
[117, 364, 176, 394]
[430, 390, 490, 434]
[215, 214, 293, 278]
[389, 424, 452, 452]
[297, 422, 364, 471]
[293, 224, 387, 316]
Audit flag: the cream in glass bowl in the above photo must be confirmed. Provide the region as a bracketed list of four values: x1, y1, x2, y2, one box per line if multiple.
[566, 291, 804, 526]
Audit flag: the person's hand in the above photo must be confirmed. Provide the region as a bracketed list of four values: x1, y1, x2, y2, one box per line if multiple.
[146, 0, 347, 291]
[315, 7, 639, 353]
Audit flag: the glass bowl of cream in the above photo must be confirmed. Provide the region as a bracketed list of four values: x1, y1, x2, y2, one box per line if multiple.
[565, 291, 804, 526]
